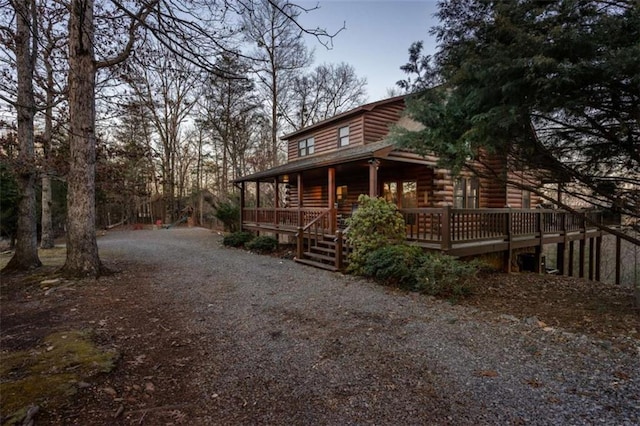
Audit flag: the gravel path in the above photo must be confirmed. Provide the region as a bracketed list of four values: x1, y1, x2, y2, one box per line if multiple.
[98, 227, 640, 425]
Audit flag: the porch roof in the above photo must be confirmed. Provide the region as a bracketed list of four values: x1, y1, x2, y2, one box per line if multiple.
[233, 140, 396, 183]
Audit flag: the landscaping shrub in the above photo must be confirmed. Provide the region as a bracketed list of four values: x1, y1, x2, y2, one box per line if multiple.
[414, 252, 479, 298]
[215, 200, 240, 232]
[223, 231, 254, 248]
[246, 236, 279, 253]
[345, 195, 406, 274]
[362, 245, 426, 290]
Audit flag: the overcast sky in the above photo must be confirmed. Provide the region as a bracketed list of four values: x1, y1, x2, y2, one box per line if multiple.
[298, 0, 441, 102]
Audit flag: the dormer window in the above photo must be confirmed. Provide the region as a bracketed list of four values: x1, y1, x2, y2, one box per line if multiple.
[298, 137, 315, 156]
[338, 126, 349, 147]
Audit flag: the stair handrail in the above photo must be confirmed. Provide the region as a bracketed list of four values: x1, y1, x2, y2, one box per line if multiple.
[296, 208, 331, 235]
[296, 208, 331, 260]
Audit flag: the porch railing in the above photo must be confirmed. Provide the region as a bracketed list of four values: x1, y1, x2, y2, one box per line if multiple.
[399, 207, 602, 249]
[244, 206, 602, 250]
[242, 207, 330, 230]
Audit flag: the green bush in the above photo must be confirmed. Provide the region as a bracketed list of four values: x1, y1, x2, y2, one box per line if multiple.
[246, 236, 279, 253]
[345, 195, 406, 274]
[414, 252, 479, 298]
[215, 201, 240, 232]
[222, 231, 254, 248]
[362, 245, 426, 290]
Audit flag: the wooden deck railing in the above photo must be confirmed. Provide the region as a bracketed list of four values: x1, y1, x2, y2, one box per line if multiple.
[399, 207, 602, 249]
[242, 207, 330, 230]
[243, 206, 602, 250]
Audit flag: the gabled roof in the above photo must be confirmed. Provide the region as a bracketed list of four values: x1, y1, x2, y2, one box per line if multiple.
[233, 139, 395, 183]
[281, 94, 406, 140]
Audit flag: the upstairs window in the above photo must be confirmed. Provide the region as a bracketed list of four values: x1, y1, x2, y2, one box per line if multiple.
[453, 177, 479, 208]
[298, 137, 315, 157]
[338, 126, 350, 147]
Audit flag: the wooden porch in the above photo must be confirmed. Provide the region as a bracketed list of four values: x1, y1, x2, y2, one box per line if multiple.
[241, 206, 619, 282]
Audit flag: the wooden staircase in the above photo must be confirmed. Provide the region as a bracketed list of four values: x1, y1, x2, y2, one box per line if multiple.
[295, 234, 342, 271]
[293, 209, 349, 272]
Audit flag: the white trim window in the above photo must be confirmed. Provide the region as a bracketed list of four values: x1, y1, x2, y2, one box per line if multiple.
[338, 126, 349, 147]
[298, 137, 315, 156]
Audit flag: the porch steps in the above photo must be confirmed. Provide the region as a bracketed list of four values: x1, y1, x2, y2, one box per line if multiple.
[303, 251, 336, 263]
[294, 233, 346, 271]
[295, 257, 339, 272]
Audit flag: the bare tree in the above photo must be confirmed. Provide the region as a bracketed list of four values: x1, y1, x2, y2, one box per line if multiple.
[3, 0, 41, 271]
[198, 52, 261, 195]
[35, 0, 339, 277]
[37, 1, 67, 249]
[243, 0, 312, 167]
[62, 0, 155, 277]
[287, 62, 367, 129]
[125, 43, 201, 221]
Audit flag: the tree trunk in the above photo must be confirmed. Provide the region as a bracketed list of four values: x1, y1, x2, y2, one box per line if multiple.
[4, 0, 42, 271]
[40, 175, 54, 248]
[40, 24, 56, 249]
[61, 0, 103, 277]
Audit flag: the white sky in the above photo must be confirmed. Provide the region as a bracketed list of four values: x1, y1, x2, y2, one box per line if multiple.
[298, 0, 440, 102]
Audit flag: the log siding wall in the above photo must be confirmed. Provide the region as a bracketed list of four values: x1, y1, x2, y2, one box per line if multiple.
[286, 99, 405, 161]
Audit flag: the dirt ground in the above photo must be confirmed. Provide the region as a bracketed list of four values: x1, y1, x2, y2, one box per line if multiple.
[1, 229, 638, 425]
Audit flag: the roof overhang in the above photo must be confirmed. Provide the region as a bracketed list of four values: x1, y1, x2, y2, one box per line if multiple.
[233, 140, 396, 183]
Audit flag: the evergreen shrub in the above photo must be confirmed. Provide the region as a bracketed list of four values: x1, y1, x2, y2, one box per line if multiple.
[215, 201, 240, 232]
[363, 245, 426, 290]
[246, 236, 279, 253]
[345, 195, 406, 274]
[222, 231, 254, 248]
[415, 252, 479, 297]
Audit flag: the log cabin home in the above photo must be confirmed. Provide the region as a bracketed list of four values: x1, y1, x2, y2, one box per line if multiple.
[235, 95, 612, 281]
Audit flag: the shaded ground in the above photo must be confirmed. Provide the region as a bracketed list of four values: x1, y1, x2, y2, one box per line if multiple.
[1, 228, 638, 424]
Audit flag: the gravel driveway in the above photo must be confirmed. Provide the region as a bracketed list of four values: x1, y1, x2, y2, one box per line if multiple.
[98, 227, 640, 425]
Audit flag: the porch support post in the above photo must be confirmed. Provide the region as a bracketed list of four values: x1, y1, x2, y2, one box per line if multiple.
[588, 237, 595, 281]
[297, 173, 304, 227]
[535, 211, 544, 273]
[335, 229, 343, 270]
[256, 181, 261, 236]
[441, 205, 451, 251]
[615, 235, 621, 285]
[579, 238, 586, 278]
[595, 235, 602, 282]
[579, 214, 586, 278]
[274, 178, 279, 240]
[504, 208, 513, 273]
[368, 159, 379, 197]
[328, 167, 336, 233]
[296, 227, 304, 260]
[556, 213, 567, 275]
[239, 182, 245, 231]
[568, 241, 575, 277]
